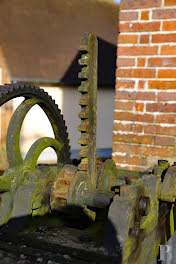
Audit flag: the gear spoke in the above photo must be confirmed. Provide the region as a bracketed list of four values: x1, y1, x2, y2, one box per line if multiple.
[25, 137, 62, 170]
[6, 98, 40, 167]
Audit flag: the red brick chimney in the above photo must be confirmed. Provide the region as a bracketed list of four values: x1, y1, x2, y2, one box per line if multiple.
[113, 0, 176, 171]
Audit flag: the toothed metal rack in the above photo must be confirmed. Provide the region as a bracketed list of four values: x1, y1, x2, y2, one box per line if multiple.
[78, 32, 98, 188]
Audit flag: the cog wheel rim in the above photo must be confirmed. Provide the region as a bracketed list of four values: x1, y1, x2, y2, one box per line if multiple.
[0, 83, 71, 164]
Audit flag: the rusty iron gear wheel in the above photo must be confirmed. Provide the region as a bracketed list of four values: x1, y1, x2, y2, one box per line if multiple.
[50, 166, 96, 221]
[0, 83, 71, 225]
[50, 164, 78, 211]
[0, 83, 71, 163]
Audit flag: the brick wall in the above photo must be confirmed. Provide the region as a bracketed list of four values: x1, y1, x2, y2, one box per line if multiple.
[113, 0, 176, 171]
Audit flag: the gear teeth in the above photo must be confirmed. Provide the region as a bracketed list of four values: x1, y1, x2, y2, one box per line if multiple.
[78, 68, 89, 79]
[78, 32, 97, 182]
[78, 81, 89, 93]
[78, 55, 89, 66]
[0, 87, 8, 94]
[78, 134, 89, 145]
[80, 32, 90, 46]
[56, 178, 72, 186]
[78, 120, 89, 132]
[78, 108, 89, 119]
[78, 94, 89, 106]
[80, 44, 89, 52]
[78, 35, 89, 166]
[78, 146, 88, 158]
[78, 159, 88, 171]
[50, 167, 77, 210]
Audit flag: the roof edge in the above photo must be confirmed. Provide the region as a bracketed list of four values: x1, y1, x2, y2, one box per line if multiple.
[11, 77, 62, 84]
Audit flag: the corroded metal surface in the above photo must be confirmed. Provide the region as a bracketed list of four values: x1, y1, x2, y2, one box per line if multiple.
[78, 32, 98, 188]
[1, 33, 176, 264]
[50, 165, 77, 211]
[103, 159, 176, 264]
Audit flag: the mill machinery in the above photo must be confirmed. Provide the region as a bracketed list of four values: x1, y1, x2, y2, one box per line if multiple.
[0, 33, 176, 264]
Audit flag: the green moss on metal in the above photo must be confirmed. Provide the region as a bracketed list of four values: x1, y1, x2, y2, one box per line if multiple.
[116, 168, 144, 179]
[29, 167, 59, 217]
[25, 137, 62, 171]
[0, 97, 65, 225]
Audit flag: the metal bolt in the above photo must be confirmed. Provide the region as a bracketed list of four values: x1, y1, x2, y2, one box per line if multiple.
[139, 196, 150, 216]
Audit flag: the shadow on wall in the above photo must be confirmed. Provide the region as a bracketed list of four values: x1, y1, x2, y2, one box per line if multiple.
[61, 37, 117, 86]
[60, 37, 117, 157]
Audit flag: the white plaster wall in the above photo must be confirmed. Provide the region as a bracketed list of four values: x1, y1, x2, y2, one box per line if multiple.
[12, 85, 114, 163]
[52, 86, 115, 149]
[97, 87, 114, 149]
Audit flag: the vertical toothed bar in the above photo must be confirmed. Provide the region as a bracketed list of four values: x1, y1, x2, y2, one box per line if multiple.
[78, 32, 98, 188]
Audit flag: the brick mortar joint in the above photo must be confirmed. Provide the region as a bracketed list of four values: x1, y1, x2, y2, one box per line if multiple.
[120, 7, 176, 12]
[113, 141, 176, 147]
[119, 19, 176, 24]
[113, 131, 176, 138]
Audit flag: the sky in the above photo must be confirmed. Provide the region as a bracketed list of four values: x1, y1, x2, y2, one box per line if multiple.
[113, 0, 121, 3]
